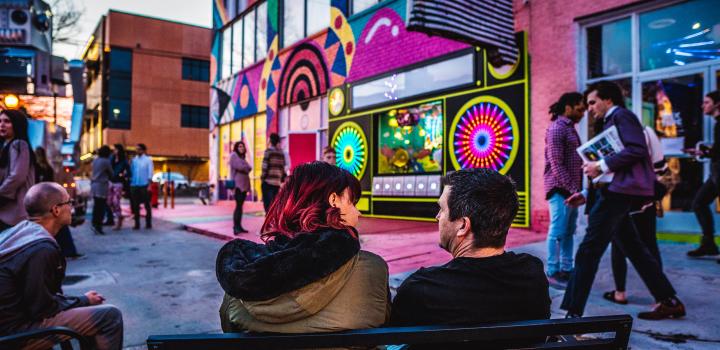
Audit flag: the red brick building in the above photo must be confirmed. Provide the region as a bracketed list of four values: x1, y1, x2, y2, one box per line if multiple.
[82, 11, 212, 181]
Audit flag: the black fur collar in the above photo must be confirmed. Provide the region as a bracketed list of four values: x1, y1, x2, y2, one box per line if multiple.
[216, 228, 360, 301]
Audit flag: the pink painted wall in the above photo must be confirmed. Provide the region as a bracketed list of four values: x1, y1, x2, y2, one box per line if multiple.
[513, 0, 643, 232]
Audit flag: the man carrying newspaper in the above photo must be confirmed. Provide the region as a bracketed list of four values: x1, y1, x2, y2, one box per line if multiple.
[560, 81, 685, 320]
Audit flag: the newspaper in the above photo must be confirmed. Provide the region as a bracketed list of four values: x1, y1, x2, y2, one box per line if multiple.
[576, 126, 624, 183]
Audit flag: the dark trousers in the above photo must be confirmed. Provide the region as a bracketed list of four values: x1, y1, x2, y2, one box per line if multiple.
[561, 191, 676, 316]
[261, 182, 280, 213]
[233, 189, 248, 231]
[130, 186, 152, 226]
[92, 197, 107, 229]
[611, 203, 662, 292]
[692, 177, 718, 239]
[56, 226, 79, 257]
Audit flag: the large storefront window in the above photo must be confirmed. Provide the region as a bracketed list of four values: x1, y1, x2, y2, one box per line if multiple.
[351, 53, 474, 109]
[587, 18, 631, 78]
[640, 0, 720, 71]
[222, 28, 232, 79]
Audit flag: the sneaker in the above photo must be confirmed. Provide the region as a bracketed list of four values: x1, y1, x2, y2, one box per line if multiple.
[637, 298, 686, 320]
[547, 272, 568, 290]
[687, 242, 719, 257]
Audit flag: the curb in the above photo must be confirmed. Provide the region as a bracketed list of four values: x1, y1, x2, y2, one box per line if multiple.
[182, 225, 233, 241]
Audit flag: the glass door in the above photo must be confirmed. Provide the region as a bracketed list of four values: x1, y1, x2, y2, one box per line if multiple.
[640, 70, 706, 212]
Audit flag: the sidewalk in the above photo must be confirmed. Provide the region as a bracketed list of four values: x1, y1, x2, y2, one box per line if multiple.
[138, 199, 546, 274]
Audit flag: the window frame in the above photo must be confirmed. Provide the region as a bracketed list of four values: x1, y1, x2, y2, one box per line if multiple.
[181, 105, 210, 129]
[280, 0, 330, 48]
[219, 0, 268, 80]
[182, 58, 210, 82]
[349, 0, 384, 16]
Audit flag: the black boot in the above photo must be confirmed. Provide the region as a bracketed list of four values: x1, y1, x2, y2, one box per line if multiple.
[687, 237, 719, 257]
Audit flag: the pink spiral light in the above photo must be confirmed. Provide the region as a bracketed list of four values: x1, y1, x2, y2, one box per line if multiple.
[454, 102, 514, 170]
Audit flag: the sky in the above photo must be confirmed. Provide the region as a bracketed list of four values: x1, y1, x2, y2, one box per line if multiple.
[52, 0, 212, 60]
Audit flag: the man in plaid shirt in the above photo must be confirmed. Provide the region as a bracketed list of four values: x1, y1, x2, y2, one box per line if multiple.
[543, 92, 585, 288]
[261, 133, 287, 212]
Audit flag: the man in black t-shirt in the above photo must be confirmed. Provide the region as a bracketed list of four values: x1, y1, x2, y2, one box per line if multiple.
[390, 169, 550, 327]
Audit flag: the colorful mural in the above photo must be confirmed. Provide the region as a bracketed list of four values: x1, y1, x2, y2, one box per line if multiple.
[210, 0, 471, 131]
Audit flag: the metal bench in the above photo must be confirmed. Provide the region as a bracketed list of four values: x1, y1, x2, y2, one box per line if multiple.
[147, 314, 632, 350]
[0, 326, 89, 350]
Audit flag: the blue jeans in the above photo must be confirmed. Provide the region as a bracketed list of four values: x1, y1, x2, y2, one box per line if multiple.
[546, 193, 577, 275]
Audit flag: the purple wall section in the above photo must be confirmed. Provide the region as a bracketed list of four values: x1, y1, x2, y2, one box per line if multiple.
[347, 7, 468, 83]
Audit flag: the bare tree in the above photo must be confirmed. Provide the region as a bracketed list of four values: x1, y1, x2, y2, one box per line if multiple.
[50, 0, 83, 45]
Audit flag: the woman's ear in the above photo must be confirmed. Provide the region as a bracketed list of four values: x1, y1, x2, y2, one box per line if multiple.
[328, 193, 337, 207]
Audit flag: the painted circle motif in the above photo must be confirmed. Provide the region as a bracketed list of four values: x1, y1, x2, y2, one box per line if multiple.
[449, 96, 519, 174]
[328, 88, 345, 116]
[331, 122, 367, 179]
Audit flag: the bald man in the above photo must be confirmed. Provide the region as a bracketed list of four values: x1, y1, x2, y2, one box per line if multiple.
[0, 183, 123, 350]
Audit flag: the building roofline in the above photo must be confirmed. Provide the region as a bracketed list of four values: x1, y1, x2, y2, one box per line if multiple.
[107, 9, 211, 30]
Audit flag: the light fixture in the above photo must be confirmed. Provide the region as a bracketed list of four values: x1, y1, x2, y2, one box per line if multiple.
[692, 22, 701, 30]
[3, 94, 19, 109]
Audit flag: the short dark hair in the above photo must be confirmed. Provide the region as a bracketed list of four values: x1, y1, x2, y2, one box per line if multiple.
[323, 146, 334, 155]
[585, 81, 625, 108]
[707, 90, 720, 105]
[549, 92, 583, 121]
[137, 143, 147, 151]
[443, 168, 518, 248]
[97, 145, 112, 158]
[269, 133, 280, 146]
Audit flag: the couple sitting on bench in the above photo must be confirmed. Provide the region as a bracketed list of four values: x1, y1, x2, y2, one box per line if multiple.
[216, 162, 550, 338]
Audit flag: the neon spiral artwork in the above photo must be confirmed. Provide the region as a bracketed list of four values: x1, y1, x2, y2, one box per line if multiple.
[332, 122, 367, 179]
[450, 96, 519, 174]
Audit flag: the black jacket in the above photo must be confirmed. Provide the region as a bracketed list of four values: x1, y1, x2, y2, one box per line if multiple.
[0, 221, 89, 334]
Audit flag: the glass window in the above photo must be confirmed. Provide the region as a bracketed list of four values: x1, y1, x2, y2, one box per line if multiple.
[233, 20, 243, 71]
[222, 27, 233, 78]
[586, 18, 631, 78]
[108, 48, 132, 73]
[306, 0, 330, 36]
[640, 0, 720, 71]
[108, 99, 131, 129]
[182, 58, 210, 82]
[283, 0, 304, 47]
[352, 0, 381, 15]
[244, 10, 256, 67]
[181, 105, 210, 129]
[351, 54, 474, 109]
[641, 73, 705, 212]
[256, 2, 268, 61]
[108, 78, 131, 99]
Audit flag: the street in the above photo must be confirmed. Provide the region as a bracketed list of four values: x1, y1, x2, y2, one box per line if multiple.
[62, 218, 225, 348]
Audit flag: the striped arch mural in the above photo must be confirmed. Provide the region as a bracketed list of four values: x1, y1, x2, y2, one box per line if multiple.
[278, 42, 330, 107]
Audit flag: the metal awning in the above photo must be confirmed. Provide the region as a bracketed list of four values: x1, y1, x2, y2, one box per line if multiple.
[406, 0, 519, 66]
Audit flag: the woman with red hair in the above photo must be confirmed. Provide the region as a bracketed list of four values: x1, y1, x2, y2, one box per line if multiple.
[216, 161, 390, 333]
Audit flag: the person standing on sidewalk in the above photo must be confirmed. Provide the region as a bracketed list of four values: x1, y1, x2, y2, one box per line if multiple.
[260, 133, 286, 212]
[108, 144, 130, 230]
[129, 143, 153, 230]
[543, 92, 585, 288]
[562, 81, 685, 320]
[687, 90, 720, 258]
[0, 109, 35, 231]
[91, 146, 113, 235]
[230, 141, 251, 235]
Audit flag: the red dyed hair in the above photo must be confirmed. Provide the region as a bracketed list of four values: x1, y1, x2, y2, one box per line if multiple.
[260, 161, 361, 242]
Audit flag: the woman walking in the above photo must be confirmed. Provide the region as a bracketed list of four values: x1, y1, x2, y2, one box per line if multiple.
[34, 146, 54, 183]
[0, 109, 35, 230]
[91, 145, 114, 235]
[109, 144, 130, 230]
[229, 141, 251, 235]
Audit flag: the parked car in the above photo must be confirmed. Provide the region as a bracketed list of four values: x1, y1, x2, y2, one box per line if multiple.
[152, 172, 189, 189]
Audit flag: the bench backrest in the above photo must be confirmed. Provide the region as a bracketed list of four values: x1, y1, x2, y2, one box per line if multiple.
[147, 315, 632, 350]
[0, 326, 89, 350]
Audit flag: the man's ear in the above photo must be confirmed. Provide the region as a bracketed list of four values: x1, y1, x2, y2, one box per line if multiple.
[456, 217, 472, 238]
